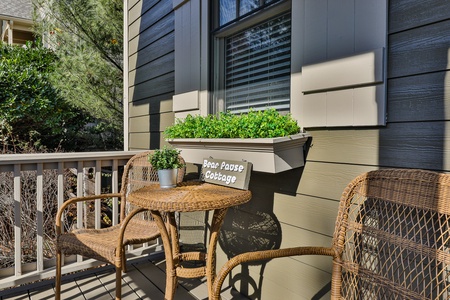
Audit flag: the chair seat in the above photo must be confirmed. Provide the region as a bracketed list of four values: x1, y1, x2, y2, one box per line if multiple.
[57, 218, 161, 264]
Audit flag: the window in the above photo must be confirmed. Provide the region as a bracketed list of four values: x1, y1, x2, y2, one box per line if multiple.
[212, 0, 291, 114]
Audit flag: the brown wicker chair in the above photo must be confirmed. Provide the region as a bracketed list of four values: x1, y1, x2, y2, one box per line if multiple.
[55, 151, 185, 300]
[212, 169, 450, 299]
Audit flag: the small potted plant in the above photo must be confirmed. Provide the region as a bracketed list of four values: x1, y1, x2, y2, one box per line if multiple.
[148, 146, 184, 188]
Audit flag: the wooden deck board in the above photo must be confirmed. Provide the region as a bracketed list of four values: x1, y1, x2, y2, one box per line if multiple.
[77, 273, 113, 300]
[121, 264, 166, 300]
[0, 257, 247, 300]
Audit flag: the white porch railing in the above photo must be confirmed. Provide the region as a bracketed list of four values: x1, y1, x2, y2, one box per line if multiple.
[0, 151, 163, 290]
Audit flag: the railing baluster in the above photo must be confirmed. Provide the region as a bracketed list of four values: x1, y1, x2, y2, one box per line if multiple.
[57, 162, 64, 230]
[76, 161, 84, 263]
[13, 164, 22, 276]
[36, 163, 44, 272]
[95, 160, 102, 229]
[112, 159, 119, 226]
[57, 162, 65, 269]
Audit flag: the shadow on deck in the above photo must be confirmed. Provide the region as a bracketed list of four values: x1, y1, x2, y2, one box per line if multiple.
[0, 253, 248, 300]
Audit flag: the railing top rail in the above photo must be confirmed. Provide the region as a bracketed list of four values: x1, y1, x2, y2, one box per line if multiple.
[0, 151, 142, 165]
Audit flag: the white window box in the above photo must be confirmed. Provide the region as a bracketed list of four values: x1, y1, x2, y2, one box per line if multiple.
[167, 132, 311, 173]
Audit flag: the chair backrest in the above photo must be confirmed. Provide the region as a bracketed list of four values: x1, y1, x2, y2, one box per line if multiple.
[332, 169, 450, 299]
[119, 151, 185, 220]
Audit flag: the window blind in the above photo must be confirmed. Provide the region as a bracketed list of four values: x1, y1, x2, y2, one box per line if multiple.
[225, 13, 291, 113]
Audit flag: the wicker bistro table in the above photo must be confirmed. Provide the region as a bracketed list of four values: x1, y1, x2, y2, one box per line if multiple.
[128, 181, 252, 300]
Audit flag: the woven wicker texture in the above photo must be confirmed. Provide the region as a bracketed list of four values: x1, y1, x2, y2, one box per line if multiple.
[128, 181, 252, 300]
[212, 169, 450, 300]
[55, 151, 185, 300]
[128, 181, 252, 212]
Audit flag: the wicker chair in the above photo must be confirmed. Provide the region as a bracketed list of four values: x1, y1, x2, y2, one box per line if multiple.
[55, 151, 185, 300]
[212, 169, 450, 299]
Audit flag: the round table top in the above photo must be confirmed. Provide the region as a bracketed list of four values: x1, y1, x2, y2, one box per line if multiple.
[128, 181, 252, 212]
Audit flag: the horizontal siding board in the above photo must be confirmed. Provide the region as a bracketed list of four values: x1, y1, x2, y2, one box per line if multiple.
[128, 0, 142, 25]
[129, 115, 150, 132]
[129, 72, 174, 102]
[129, 52, 174, 86]
[257, 256, 331, 299]
[298, 162, 375, 200]
[387, 71, 450, 122]
[128, 0, 160, 25]
[150, 111, 175, 133]
[378, 122, 448, 170]
[274, 193, 338, 237]
[129, 93, 174, 117]
[306, 129, 380, 165]
[128, 0, 172, 40]
[129, 13, 174, 56]
[129, 32, 174, 72]
[389, 0, 450, 33]
[129, 133, 169, 150]
[128, 0, 141, 12]
[278, 223, 333, 273]
[388, 20, 450, 78]
[214, 253, 331, 299]
[129, 112, 173, 134]
[306, 121, 450, 170]
[129, 133, 151, 149]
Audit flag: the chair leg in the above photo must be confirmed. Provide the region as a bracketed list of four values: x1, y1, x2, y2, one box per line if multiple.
[115, 266, 122, 300]
[55, 250, 62, 300]
[122, 250, 127, 273]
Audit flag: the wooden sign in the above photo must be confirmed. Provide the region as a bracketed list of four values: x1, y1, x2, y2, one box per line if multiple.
[201, 158, 252, 190]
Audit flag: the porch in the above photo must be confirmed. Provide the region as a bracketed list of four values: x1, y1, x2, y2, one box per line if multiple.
[0, 253, 244, 300]
[0, 152, 245, 299]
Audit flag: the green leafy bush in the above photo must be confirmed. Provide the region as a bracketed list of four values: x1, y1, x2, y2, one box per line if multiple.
[164, 109, 301, 139]
[0, 41, 121, 152]
[0, 41, 93, 152]
[148, 146, 184, 170]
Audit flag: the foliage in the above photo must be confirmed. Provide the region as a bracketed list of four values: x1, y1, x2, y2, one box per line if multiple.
[148, 146, 184, 170]
[0, 41, 94, 153]
[164, 109, 301, 139]
[33, 0, 124, 149]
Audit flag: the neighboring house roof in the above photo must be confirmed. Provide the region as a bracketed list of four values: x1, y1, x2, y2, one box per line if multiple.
[1, 0, 34, 45]
[0, 0, 33, 21]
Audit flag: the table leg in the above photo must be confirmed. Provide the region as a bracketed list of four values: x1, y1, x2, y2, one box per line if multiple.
[151, 210, 178, 300]
[207, 208, 229, 300]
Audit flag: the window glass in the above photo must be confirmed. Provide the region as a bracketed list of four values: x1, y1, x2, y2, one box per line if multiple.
[240, 0, 259, 16]
[218, 0, 284, 27]
[214, 0, 291, 114]
[219, 0, 236, 26]
[224, 13, 291, 113]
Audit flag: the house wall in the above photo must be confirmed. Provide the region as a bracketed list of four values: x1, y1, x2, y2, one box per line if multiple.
[127, 0, 176, 150]
[276, 0, 450, 298]
[126, 0, 450, 298]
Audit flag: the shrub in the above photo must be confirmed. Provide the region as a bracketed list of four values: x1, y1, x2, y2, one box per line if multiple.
[0, 41, 93, 152]
[164, 109, 301, 139]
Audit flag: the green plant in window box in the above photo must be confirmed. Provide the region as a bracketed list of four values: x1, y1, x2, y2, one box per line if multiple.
[164, 109, 301, 139]
[164, 109, 310, 173]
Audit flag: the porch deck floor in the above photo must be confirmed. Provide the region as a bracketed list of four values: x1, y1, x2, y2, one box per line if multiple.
[0, 256, 247, 300]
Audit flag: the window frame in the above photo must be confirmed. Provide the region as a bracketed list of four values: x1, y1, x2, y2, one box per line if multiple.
[211, 0, 292, 114]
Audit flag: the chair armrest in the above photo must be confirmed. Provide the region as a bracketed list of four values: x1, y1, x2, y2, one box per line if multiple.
[55, 193, 123, 235]
[211, 246, 336, 300]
